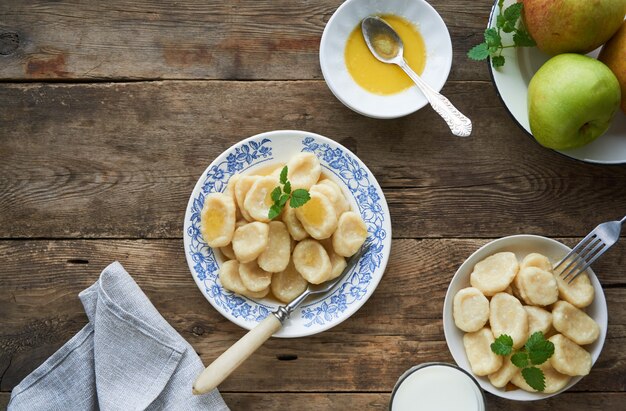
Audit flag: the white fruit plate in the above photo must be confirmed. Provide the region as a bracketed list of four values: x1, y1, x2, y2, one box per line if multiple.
[183, 130, 392, 338]
[488, 0, 626, 164]
[443, 235, 608, 401]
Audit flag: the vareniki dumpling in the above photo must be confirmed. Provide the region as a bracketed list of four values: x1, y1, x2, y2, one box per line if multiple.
[292, 239, 332, 284]
[200, 192, 237, 248]
[295, 191, 338, 240]
[332, 211, 368, 257]
[232, 222, 269, 263]
[234, 175, 259, 221]
[287, 152, 322, 190]
[258, 221, 291, 272]
[244, 176, 279, 222]
[271, 261, 308, 303]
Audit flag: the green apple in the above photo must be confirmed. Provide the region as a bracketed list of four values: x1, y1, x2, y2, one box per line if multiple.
[599, 21, 626, 114]
[521, 0, 626, 55]
[528, 54, 621, 150]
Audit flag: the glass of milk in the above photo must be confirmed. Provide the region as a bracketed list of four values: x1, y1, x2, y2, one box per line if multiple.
[390, 363, 486, 411]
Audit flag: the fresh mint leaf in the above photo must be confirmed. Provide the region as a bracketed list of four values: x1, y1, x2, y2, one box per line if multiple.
[496, 14, 506, 28]
[278, 194, 289, 208]
[501, 20, 516, 33]
[491, 334, 513, 356]
[468, 43, 490, 61]
[503, 2, 523, 23]
[513, 30, 536, 47]
[271, 186, 282, 203]
[469, 2, 533, 67]
[524, 332, 545, 351]
[290, 189, 311, 208]
[268, 204, 282, 220]
[279, 166, 288, 185]
[525, 332, 554, 365]
[491, 55, 505, 68]
[268, 165, 310, 219]
[511, 352, 529, 368]
[484, 28, 501, 49]
[522, 367, 546, 392]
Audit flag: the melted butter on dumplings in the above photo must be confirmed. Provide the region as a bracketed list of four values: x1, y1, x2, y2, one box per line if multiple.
[200, 193, 236, 248]
[296, 191, 338, 240]
[209, 154, 370, 305]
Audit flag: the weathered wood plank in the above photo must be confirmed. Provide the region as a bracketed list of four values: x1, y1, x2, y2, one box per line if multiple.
[0, 0, 492, 81]
[222, 392, 626, 411]
[2, 391, 625, 410]
[1, 239, 624, 392]
[2, 81, 626, 239]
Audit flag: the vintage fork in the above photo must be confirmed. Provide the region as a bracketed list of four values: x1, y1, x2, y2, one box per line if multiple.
[554, 216, 626, 283]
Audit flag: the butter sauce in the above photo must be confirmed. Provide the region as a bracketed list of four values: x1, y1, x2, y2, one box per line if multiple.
[345, 14, 426, 95]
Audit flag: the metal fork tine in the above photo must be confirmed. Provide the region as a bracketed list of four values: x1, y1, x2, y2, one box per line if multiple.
[561, 239, 604, 280]
[558, 235, 601, 278]
[568, 243, 608, 284]
[554, 231, 598, 270]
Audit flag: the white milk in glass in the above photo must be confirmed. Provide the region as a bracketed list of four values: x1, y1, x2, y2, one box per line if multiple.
[391, 364, 485, 411]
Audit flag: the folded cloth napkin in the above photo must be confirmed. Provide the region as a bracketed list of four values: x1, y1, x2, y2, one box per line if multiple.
[8, 261, 229, 411]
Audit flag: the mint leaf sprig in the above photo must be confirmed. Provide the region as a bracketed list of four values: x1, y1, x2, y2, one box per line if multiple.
[268, 166, 311, 220]
[468, 0, 536, 68]
[490, 331, 555, 391]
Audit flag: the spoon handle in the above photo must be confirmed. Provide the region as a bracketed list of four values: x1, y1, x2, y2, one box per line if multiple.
[192, 314, 283, 395]
[398, 59, 472, 137]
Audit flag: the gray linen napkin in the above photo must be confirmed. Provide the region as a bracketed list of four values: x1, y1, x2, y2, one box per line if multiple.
[8, 261, 229, 411]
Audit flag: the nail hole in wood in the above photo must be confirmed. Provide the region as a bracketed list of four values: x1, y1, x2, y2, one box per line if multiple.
[0, 32, 19, 55]
[276, 354, 298, 361]
[66, 259, 89, 264]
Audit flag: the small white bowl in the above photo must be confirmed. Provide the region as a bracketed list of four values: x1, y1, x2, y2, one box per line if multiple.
[443, 235, 608, 401]
[319, 0, 453, 119]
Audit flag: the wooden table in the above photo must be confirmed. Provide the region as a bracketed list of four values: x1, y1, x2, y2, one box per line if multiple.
[1, 1, 625, 409]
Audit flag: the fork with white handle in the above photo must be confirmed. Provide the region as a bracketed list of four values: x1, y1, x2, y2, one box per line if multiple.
[554, 216, 626, 283]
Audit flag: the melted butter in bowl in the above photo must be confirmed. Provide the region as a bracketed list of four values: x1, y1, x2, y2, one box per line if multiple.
[319, 0, 452, 118]
[345, 14, 426, 95]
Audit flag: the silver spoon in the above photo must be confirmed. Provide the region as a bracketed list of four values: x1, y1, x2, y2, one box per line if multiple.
[361, 16, 472, 137]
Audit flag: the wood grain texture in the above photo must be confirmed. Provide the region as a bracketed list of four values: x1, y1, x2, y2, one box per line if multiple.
[2, 391, 626, 410]
[0, 0, 492, 81]
[1, 239, 624, 393]
[222, 393, 626, 411]
[2, 81, 626, 239]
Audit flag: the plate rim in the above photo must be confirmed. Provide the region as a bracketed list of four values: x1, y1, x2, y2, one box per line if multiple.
[442, 234, 608, 401]
[486, 0, 626, 166]
[183, 129, 392, 338]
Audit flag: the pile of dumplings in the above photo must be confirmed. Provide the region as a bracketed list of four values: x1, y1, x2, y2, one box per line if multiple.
[453, 251, 600, 393]
[200, 153, 368, 303]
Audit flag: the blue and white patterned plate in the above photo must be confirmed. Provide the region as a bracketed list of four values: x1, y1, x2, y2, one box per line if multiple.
[183, 130, 392, 338]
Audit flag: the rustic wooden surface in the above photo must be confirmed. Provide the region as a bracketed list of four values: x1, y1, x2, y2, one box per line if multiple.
[1, 1, 625, 410]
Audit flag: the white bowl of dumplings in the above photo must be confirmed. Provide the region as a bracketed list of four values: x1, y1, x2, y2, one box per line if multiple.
[443, 235, 608, 401]
[183, 130, 392, 338]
